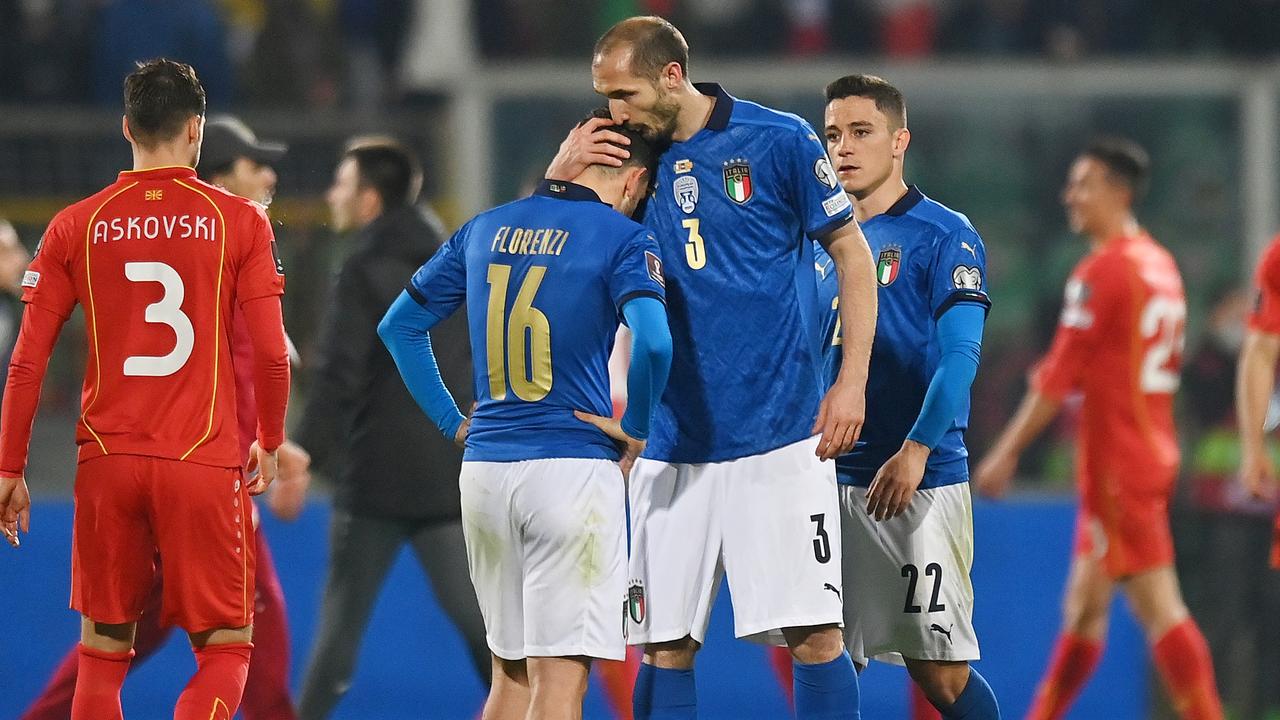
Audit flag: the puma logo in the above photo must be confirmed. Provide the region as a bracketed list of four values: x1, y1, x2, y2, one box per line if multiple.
[929, 623, 953, 644]
[961, 241, 977, 259]
[823, 583, 842, 602]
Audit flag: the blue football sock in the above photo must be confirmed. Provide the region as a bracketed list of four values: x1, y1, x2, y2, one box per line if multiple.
[633, 663, 697, 720]
[793, 651, 860, 719]
[941, 668, 1000, 720]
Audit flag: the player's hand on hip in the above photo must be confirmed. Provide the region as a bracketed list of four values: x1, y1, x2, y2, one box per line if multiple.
[813, 380, 866, 460]
[973, 449, 1017, 499]
[0, 475, 31, 547]
[266, 440, 311, 521]
[865, 440, 929, 521]
[244, 441, 279, 496]
[545, 117, 631, 180]
[574, 410, 645, 478]
[1240, 448, 1278, 501]
[454, 416, 472, 449]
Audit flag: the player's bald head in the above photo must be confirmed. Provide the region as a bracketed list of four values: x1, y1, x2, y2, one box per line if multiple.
[123, 59, 206, 148]
[594, 16, 689, 81]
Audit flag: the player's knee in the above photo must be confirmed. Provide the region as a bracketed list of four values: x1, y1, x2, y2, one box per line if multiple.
[492, 655, 529, 687]
[643, 636, 700, 669]
[1121, 568, 1189, 638]
[189, 624, 254, 649]
[784, 624, 845, 665]
[904, 659, 971, 707]
[81, 617, 137, 653]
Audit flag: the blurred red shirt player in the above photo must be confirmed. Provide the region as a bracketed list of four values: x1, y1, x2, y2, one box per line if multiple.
[974, 139, 1223, 720]
[0, 60, 290, 720]
[1236, 231, 1280, 567]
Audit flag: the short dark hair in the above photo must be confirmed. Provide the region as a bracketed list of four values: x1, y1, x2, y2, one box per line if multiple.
[579, 108, 662, 181]
[824, 74, 907, 130]
[123, 59, 206, 147]
[342, 137, 423, 208]
[594, 16, 689, 81]
[1081, 137, 1150, 202]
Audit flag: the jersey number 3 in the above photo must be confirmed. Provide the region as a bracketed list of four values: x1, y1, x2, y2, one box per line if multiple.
[123, 261, 194, 377]
[486, 263, 553, 402]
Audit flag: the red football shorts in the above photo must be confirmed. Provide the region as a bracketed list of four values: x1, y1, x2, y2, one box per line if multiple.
[71, 454, 256, 633]
[1072, 468, 1175, 578]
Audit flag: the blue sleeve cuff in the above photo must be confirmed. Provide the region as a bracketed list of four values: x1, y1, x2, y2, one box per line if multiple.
[378, 291, 465, 440]
[906, 303, 985, 449]
[618, 297, 672, 440]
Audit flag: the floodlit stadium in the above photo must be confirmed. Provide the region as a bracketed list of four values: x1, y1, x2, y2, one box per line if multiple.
[2, 2, 1279, 719]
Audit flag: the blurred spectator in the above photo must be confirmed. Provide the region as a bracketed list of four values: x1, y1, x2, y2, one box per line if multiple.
[0, 220, 32, 378]
[0, 0, 92, 102]
[237, 0, 340, 108]
[92, 0, 233, 106]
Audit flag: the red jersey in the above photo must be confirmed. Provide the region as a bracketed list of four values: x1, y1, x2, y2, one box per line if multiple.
[1032, 232, 1185, 485]
[2, 166, 287, 471]
[1248, 233, 1280, 334]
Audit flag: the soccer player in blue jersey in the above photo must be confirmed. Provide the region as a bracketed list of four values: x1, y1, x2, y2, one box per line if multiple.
[816, 75, 1000, 720]
[547, 17, 877, 720]
[377, 118, 673, 720]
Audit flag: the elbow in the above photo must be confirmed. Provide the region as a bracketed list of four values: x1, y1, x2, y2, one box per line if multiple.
[639, 326, 673, 371]
[376, 312, 397, 349]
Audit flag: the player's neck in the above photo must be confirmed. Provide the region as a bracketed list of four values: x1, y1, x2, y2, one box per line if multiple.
[672, 88, 715, 143]
[853, 177, 909, 223]
[1087, 214, 1141, 249]
[131, 146, 195, 173]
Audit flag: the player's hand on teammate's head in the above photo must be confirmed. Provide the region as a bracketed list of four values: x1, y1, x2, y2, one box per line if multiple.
[266, 440, 311, 521]
[573, 410, 644, 478]
[865, 440, 929, 521]
[244, 441, 279, 496]
[454, 417, 472, 449]
[545, 116, 632, 181]
[0, 475, 31, 547]
[1240, 449, 1278, 501]
[973, 450, 1017, 499]
[812, 380, 866, 460]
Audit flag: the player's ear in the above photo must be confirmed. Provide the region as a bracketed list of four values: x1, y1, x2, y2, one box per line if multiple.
[893, 127, 911, 158]
[624, 166, 648, 200]
[662, 61, 682, 89]
[188, 115, 203, 146]
[121, 116, 134, 145]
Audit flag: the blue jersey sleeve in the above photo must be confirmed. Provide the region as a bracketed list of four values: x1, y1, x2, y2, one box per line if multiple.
[609, 228, 667, 315]
[378, 291, 467, 440]
[905, 303, 985, 449]
[929, 227, 992, 319]
[407, 221, 471, 318]
[780, 123, 854, 239]
[618, 297, 673, 440]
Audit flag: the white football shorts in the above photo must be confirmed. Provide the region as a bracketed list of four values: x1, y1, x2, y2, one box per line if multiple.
[459, 458, 627, 661]
[838, 481, 980, 666]
[626, 435, 844, 646]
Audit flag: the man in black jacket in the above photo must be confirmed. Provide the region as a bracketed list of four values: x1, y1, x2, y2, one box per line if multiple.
[295, 138, 488, 719]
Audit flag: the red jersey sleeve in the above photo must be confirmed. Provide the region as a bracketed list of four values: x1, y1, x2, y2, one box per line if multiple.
[1031, 256, 1129, 401]
[236, 205, 285, 304]
[1249, 235, 1280, 334]
[21, 211, 77, 319]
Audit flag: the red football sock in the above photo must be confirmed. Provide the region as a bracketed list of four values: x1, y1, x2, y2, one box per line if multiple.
[1152, 620, 1224, 720]
[174, 642, 254, 720]
[1025, 633, 1103, 720]
[70, 644, 133, 720]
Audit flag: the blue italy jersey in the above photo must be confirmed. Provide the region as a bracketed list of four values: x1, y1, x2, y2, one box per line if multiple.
[642, 83, 854, 463]
[815, 186, 990, 488]
[408, 180, 666, 462]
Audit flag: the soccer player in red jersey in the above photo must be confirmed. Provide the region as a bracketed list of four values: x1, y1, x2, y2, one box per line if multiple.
[974, 139, 1223, 720]
[1235, 231, 1280, 567]
[0, 60, 290, 720]
[16, 114, 307, 720]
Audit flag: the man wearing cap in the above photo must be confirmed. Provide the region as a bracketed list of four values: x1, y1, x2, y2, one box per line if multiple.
[20, 115, 306, 720]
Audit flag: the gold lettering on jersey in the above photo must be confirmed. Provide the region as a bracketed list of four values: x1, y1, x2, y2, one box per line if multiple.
[490, 226, 570, 256]
[145, 189, 164, 201]
[91, 215, 217, 244]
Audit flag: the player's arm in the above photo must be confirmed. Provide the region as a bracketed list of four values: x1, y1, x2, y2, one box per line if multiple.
[0, 304, 68, 546]
[545, 116, 632, 181]
[1236, 329, 1279, 499]
[814, 218, 877, 460]
[240, 295, 290, 495]
[378, 290, 468, 445]
[867, 303, 985, 520]
[576, 297, 673, 477]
